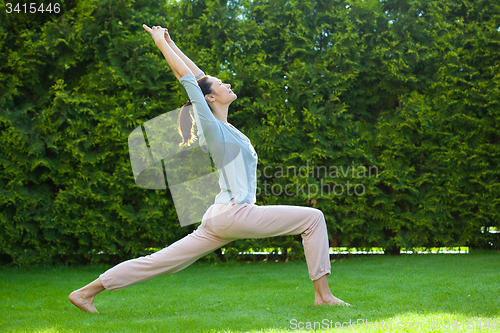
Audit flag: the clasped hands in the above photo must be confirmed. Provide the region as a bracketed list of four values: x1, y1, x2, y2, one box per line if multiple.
[142, 24, 173, 44]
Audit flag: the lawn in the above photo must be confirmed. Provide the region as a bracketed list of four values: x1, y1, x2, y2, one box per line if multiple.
[1, 250, 499, 332]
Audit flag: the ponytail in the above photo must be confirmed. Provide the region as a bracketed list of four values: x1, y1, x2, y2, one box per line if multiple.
[177, 100, 198, 147]
[177, 75, 213, 147]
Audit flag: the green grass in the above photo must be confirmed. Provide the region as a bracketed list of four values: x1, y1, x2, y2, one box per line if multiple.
[1, 250, 499, 332]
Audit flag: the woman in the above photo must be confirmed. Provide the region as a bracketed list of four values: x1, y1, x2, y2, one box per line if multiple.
[68, 24, 350, 313]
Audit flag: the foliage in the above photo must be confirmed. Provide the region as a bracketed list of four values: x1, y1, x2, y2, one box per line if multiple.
[0, 0, 498, 266]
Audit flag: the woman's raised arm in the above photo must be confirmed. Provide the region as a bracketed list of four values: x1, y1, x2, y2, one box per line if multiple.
[163, 28, 204, 80]
[142, 24, 191, 81]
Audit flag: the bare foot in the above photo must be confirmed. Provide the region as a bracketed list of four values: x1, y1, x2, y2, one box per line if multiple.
[313, 275, 352, 307]
[314, 294, 352, 307]
[69, 289, 99, 313]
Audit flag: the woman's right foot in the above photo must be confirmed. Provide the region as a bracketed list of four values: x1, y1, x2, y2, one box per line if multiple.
[69, 290, 98, 312]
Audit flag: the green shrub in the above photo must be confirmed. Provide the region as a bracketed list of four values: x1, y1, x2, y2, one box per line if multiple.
[1, 0, 498, 266]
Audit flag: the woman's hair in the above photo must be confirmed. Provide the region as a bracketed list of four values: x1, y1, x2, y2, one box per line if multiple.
[178, 75, 214, 146]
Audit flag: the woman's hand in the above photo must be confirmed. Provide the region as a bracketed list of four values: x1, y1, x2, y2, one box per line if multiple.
[142, 24, 166, 44]
[164, 27, 173, 43]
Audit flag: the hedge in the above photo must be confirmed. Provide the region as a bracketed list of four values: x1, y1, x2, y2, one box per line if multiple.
[0, 0, 498, 266]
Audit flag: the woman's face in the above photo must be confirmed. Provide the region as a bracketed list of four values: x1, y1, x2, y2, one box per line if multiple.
[208, 76, 237, 103]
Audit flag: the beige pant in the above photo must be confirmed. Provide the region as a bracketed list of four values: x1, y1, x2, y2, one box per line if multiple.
[99, 199, 331, 290]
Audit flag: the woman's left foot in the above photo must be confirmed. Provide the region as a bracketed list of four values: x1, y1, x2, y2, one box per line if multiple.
[314, 294, 351, 307]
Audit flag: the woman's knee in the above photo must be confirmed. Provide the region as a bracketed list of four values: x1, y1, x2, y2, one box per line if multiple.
[302, 208, 326, 236]
[314, 209, 328, 230]
[313, 208, 325, 222]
